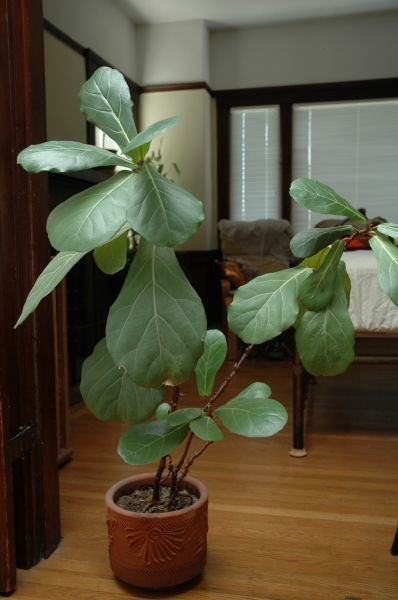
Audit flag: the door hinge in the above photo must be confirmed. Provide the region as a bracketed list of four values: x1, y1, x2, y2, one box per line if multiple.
[5, 424, 35, 469]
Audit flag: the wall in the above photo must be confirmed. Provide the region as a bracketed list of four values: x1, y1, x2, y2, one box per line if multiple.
[139, 89, 215, 251]
[44, 31, 87, 142]
[136, 20, 209, 86]
[42, 0, 137, 81]
[210, 10, 398, 90]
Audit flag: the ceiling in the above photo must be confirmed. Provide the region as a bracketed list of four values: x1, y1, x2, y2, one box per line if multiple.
[110, 0, 398, 29]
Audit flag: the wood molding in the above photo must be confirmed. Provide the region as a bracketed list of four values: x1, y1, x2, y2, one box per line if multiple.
[1, 0, 61, 587]
[213, 77, 398, 106]
[142, 81, 213, 96]
[43, 18, 85, 55]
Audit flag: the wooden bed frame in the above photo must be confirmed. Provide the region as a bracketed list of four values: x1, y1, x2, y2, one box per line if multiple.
[290, 332, 398, 457]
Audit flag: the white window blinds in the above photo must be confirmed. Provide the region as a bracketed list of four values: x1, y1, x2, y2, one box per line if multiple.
[292, 99, 398, 232]
[230, 106, 280, 221]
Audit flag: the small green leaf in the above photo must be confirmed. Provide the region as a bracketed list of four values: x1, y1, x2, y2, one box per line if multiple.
[156, 403, 170, 420]
[17, 141, 135, 174]
[300, 247, 330, 270]
[15, 250, 88, 327]
[166, 408, 203, 426]
[195, 330, 227, 397]
[295, 262, 355, 376]
[106, 238, 206, 388]
[122, 116, 180, 156]
[290, 225, 354, 258]
[79, 67, 137, 149]
[299, 240, 344, 311]
[47, 171, 136, 252]
[189, 416, 224, 442]
[93, 228, 129, 274]
[80, 339, 165, 424]
[290, 179, 367, 224]
[118, 420, 189, 465]
[214, 382, 287, 438]
[376, 223, 398, 241]
[369, 235, 398, 306]
[228, 267, 311, 344]
[126, 162, 204, 247]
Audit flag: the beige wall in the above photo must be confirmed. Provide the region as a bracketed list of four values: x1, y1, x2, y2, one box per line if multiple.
[137, 20, 209, 86]
[139, 89, 216, 250]
[44, 31, 87, 143]
[43, 0, 137, 81]
[210, 10, 398, 90]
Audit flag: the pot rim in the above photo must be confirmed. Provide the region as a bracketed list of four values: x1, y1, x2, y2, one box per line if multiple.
[105, 472, 208, 519]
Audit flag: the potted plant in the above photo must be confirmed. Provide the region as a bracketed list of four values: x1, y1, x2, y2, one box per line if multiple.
[16, 66, 398, 590]
[15, 66, 288, 590]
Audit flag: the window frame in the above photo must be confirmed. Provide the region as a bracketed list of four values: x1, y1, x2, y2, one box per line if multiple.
[214, 78, 398, 223]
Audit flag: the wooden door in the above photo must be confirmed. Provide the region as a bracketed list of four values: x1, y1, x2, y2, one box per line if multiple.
[0, 0, 61, 591]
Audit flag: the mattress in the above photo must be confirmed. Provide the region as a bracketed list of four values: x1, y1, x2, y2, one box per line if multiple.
[343, 250, 398, 333]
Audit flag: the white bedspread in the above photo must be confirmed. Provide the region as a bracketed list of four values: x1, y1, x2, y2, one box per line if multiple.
[343, 250, 398, 333]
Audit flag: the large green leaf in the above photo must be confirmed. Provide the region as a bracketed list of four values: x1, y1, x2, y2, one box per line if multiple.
[118, 420, 190, 465]
[299, 240, 344, 311]
[228, 267, 311, 344]
[166, 408, 203, 426]
[290, 225, 354, 258]
[17, 141, 135, 174]
[290, 179, 367, 224]
[79, 67, 137, 149]
[15, 249, 87, 328]
[93, 228, 129, 274]
[80, 338, 165, 424]
[376, 223, 398, 241]
[126, 162, 204, 247]
[369, 235, 398, 306]
[195, 329, 227, 397]
[47, 171, 135, 252]
[122, 116, 180, 158]
[213, 382, 287, 438]
[106, 238, 207, 388]
[189, 415, 224, 442]
[295, 262, 355, 376]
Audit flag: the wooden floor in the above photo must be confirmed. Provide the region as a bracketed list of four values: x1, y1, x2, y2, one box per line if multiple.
[15, 356, 398, 600]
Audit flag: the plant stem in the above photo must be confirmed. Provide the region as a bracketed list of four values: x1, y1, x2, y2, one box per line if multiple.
[152, 455, 166, 502]
[167, 440, 214, 510]
[204, 343, 254, 413]
[170, 385, 181, 412]
[152, 386, 181, 502]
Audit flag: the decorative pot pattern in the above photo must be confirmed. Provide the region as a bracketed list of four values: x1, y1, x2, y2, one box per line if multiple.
[105, 473, 208, 589]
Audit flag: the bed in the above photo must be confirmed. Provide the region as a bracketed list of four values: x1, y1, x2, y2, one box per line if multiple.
[291, 249, 398, 457]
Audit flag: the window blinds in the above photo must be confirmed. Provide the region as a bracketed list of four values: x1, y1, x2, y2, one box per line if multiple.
[230, 106, 280, 221]
[292, 99, 398, 232]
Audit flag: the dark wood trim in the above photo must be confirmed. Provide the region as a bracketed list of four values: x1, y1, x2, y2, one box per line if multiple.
[216, 104, 231, 223]
[142, 81, 213, 96]
[43, 18, 85, 56]
[215, 77, 398, 222]
[1, 0, 61, 588]
[214, 77, 398, 106]
[280, 103, 293, 221]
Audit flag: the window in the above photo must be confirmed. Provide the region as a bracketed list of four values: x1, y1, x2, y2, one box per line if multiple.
[230, 107, 280, 221]
[292, 99, 398, 232]
[217, 79, 398, 229]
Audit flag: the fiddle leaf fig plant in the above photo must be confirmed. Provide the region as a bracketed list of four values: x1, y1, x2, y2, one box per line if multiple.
[15, 66, 288, 510]
[229, 177, 398, 378]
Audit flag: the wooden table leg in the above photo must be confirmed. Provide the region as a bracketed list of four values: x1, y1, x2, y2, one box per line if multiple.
[290, 349, 307, 457]
[391, 525, 398, 555]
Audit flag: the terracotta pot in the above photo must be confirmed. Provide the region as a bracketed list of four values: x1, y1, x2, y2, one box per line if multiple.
[105, 473, 208, 589]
